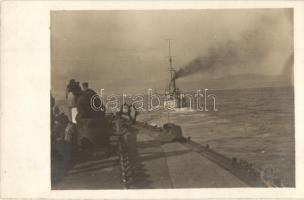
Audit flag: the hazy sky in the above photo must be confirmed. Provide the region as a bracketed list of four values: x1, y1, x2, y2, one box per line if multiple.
[51, 9, 293, 98]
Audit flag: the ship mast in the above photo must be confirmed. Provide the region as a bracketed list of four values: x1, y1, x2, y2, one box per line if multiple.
[168, 39, 173, 83]
[167, 39, 176, 94]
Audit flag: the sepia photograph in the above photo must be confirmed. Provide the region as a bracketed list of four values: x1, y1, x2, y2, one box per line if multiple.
[50, 9, 295, 189]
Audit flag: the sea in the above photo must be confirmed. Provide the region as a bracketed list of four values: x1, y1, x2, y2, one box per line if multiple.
[137, 86, 295, 187]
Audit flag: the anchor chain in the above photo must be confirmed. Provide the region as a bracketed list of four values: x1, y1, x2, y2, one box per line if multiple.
[118, 134, 132, 189]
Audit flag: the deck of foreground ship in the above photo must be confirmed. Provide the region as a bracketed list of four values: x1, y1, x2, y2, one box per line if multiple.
[53, 122, 248, 189]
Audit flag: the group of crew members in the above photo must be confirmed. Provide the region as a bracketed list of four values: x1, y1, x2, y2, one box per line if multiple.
[51, 79, 138, 184]
[65, 79, 106, 122]
[51, 79, 107, 183]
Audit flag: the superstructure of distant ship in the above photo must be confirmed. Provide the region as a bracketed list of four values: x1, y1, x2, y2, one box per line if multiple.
[164, 40, 186, 109]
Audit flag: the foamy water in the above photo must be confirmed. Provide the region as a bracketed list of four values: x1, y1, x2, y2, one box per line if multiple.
[137, 86, 295, 186]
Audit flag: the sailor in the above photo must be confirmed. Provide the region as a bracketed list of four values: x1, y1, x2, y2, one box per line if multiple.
[77, 82, 104, 119]
[66, 79, 81, 123]
[64, 120, 78, 162]
[51, 95, 61, 117]
[81, 82, 95, 93]
[129, 105, 138, 124]
[120, 103, 130, 120]
[52, 112, 74, 173]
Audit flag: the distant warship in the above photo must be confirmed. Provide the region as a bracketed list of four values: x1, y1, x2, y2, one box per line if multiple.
[164, 40, 186, 109]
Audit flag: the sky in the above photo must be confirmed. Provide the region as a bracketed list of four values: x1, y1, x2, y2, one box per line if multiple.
[51, 9, 293, 99]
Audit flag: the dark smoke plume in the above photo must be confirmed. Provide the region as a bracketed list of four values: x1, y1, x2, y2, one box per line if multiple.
[174, 41, 240, 79]
[174, 14, 287, 80]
